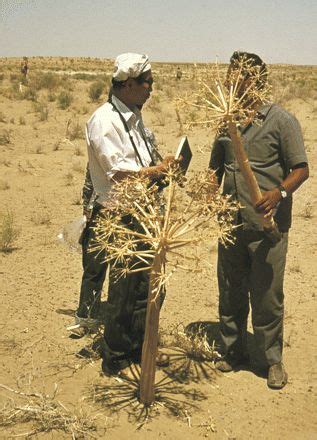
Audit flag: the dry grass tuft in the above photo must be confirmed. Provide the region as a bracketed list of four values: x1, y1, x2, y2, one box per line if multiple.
[0, 210, 20, 252]
[0, 129, 12, 145]
[170, 324, 217, 362]
[0, 383, 99, 438]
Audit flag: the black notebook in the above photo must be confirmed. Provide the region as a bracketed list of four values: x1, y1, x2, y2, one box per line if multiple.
[175, 136, 192, 175]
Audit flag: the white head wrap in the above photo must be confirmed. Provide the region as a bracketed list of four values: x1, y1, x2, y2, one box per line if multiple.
[112, 53, 151, 81]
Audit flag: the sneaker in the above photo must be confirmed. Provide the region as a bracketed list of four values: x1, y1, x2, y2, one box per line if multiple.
[75, 314, 100, 332]
[68, 325, 89, 338]
[215, 354, 249, 372]
[67, 314, 100, 338]
[267, 362, 288, 389]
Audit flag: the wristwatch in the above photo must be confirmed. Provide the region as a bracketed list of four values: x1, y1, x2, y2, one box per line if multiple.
[278, 184, 288, 199]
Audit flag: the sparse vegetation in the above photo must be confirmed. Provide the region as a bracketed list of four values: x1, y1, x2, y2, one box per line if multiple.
[33, 101, 49, 121]
[66, 119, 83, 140]
[0, 56, 315, 437]
[0, 383, 99, 438]
[0, 211, 20, 252]
[57, 90, 73, 109]
[88, 80, 104, 101]
[0, 129, 12, 145]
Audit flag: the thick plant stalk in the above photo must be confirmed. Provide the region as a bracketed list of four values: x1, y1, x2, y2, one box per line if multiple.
[139, 250, 164, 406]
[227, 119, 281, 239]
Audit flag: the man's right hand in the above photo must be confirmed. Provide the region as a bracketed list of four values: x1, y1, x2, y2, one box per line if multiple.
[160, 155, 182, 172]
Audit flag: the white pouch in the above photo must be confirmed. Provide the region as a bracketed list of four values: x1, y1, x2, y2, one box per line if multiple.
[58, 215, 87, 252]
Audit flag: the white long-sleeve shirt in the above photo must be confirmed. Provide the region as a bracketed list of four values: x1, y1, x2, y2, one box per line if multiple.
[86, 95, 153, 207]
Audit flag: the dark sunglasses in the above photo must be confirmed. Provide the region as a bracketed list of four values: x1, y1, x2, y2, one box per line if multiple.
[142, 78, 154, 86]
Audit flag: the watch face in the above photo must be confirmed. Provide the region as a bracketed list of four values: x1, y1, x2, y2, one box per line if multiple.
[281, 190, 287, 198]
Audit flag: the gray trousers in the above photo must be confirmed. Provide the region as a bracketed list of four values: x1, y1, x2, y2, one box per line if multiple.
[217, 229, 288, 368]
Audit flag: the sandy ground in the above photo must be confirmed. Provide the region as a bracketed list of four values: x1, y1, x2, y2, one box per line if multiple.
[0, 61, 316, 439]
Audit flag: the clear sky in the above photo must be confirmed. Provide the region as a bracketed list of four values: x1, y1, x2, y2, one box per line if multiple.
[1, 0, 316, 65]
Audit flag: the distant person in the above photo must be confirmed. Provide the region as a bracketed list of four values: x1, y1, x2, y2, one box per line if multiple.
[20, 57, 29, 79]
[176, 66, 182, 80]
[75, 53, 176, 375]
[209, 51, 309, 389]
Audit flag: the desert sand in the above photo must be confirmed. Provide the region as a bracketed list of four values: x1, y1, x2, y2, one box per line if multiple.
[0, 57, 316, 439]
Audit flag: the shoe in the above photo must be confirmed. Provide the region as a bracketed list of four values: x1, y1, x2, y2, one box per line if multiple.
[67, 314, 100, 338]
[74, 314, 100, 332]
[215, 354, 249, 372]
[130, 350, 170, 367]
[101, 357, 131, 377]
[267, 362, 288, 389]
[68, 325, 89, 338]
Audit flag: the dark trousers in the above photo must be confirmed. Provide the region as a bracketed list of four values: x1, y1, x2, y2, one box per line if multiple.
[217, 229, 288, 368]
[77, 208, 153, 365]
[77, 208, 106, 319]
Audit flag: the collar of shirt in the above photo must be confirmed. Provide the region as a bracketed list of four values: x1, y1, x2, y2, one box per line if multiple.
[111, 95, 142, 129]
[256, 101, 273, 120]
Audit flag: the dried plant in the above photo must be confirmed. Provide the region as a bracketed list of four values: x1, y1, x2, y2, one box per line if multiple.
[178, 57, 280, 239]
[170, 324, 216, 362]
[66, 119, 84, 141]
[94, 168, 237, 405]
[0, 383, 99, 438]
[94, 169, 237, 286]
[159, 324, 219, 384]
[0, 128, 12, 145]
[0, 210, 20, 252]
[177, 57, 270, 132]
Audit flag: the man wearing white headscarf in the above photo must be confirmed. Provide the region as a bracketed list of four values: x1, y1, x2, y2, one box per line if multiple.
[76, 53, 175, 375]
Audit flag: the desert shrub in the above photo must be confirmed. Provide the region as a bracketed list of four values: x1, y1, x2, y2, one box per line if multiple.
[66, 120, 83, 140]
[47, 92, 56, 102]
[34, 102, 48, 121]
[58, 91, 73, 109]
[33, 102, 49, 121]
[59, 75, 74, 91]
[73, 73, 97, 81]
[34, 72, 60, 91]
[9, 73, 19, 82]
[21, 86, 38, 101]
[0, 129, 12, 145]
[0, 211, 20, 252]
[88, 81, 104, 102]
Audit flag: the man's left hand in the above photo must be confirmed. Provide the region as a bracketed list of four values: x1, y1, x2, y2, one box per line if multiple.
[255, 188, 281, 214]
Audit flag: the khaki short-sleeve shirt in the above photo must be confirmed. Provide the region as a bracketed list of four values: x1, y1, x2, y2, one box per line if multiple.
[209, 103, 308, 232]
